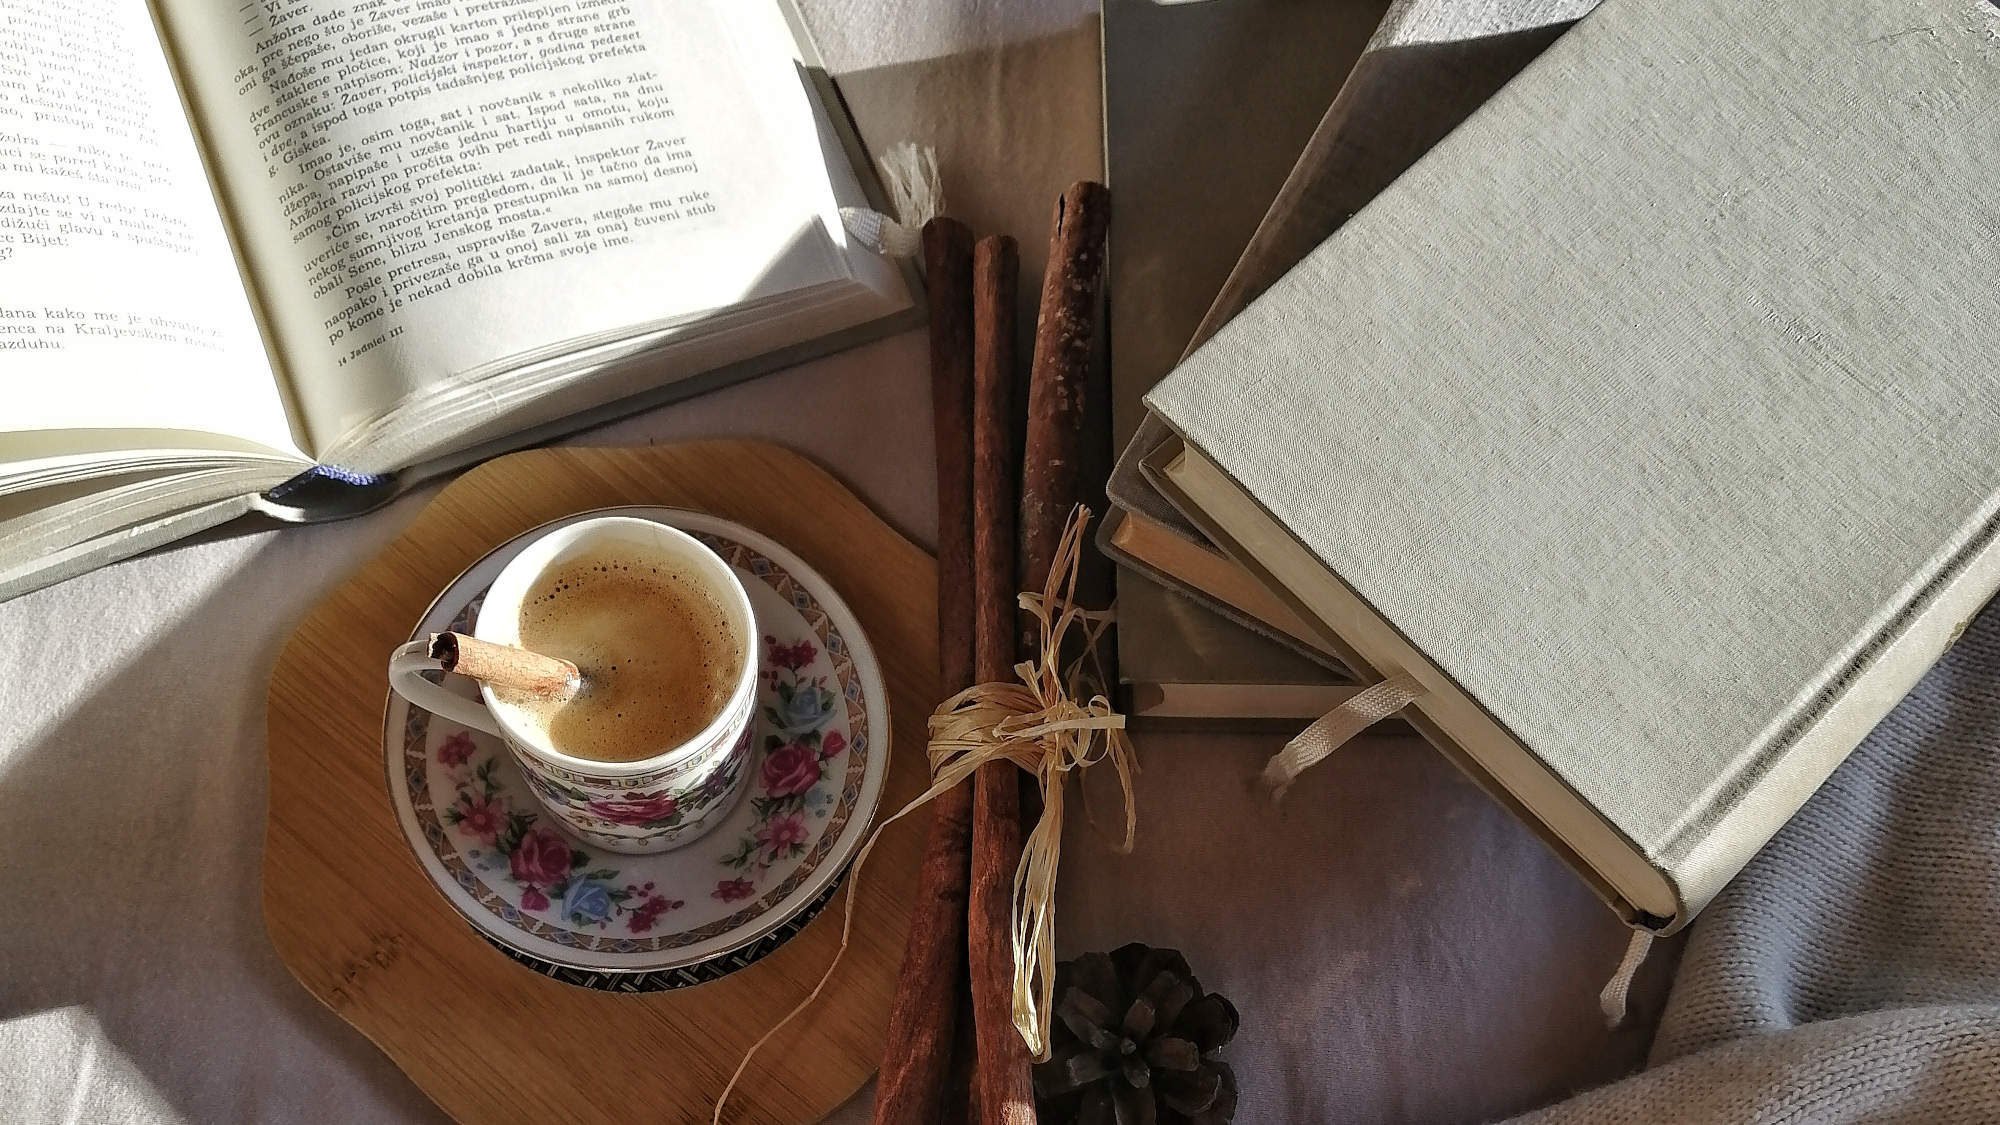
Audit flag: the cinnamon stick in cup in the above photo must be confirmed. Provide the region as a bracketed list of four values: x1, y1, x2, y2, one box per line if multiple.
[427, 632, 579, 699]
[874, 217, 979, 1125]
[967, 232, 1034, 1125]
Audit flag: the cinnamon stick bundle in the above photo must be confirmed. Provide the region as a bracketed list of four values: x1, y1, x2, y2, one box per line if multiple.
[973, 182, 1110, 1124]
[882, 186, 1111, 1125]
[965, 234, 1033, 1125]
[873, 218, 978, 1125]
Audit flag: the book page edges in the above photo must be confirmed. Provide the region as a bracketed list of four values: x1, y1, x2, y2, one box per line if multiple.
[1156, 439, 1681, 929]
[1107, 412, 1207, 544]
[0, 493, 258, 603]
[1108, 506, 1343, 660]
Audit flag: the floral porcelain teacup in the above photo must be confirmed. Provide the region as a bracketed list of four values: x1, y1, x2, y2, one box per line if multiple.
[388, 516, 759, 854]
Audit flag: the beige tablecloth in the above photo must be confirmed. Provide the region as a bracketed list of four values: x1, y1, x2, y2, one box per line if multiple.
[0, 2, 1661, 1121]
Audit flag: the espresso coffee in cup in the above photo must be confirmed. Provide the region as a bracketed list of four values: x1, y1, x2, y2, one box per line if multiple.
[491, 546, 745, 763]
[389, 514, 760, 854]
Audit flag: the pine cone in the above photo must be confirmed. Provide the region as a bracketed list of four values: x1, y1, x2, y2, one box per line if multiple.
[1033, 943, 1239, 1125]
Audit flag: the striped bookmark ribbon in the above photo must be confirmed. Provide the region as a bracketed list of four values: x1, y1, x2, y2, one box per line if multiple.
[1260, 672, 1427, 801]
[1258, 672, 1659, 1027]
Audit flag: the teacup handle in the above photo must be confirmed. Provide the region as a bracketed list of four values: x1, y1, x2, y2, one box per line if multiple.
[388, 640, 507, 738]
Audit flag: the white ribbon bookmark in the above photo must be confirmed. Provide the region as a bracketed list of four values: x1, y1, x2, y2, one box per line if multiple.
[1260, 671, 1427, 801]
[1599, 929, 1655, 1028]
[1260, 669, 1661, 1028]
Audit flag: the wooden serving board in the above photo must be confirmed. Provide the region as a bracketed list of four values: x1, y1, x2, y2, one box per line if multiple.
[264, 442, 937, 1125]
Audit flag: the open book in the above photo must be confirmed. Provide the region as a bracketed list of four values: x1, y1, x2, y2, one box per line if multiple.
[1, 0, 916, 598]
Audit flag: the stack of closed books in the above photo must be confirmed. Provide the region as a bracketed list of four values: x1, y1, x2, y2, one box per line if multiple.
[1106, 0, 2000, 929]
[1102, 0, 1591, 721]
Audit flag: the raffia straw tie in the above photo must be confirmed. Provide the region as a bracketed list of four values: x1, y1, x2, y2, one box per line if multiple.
[713, 506, 1136, 1122]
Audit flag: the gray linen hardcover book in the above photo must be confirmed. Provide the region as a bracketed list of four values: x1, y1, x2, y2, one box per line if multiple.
[1147, 0, 2000, 928]
[1102, 0, 1595, 712]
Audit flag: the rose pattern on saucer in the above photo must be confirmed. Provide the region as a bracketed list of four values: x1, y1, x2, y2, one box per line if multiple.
[399, 529, 874, 956]
[766, 637, 838, 733]
[717, 637, 849, 881]
[440, 751, 686, 933]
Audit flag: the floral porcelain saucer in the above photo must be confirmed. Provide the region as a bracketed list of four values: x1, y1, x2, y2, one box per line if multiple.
[384, 507, 889, 980]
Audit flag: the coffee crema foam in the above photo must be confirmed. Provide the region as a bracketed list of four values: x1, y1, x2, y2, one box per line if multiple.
[493, 547, 743, 763]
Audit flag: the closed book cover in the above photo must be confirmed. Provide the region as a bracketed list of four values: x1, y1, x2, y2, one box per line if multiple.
[1103, 0, 1587, 679]
[1099, 0, 1382, 708]
[1189, 0, 1589, 351]
[1148, 0, 2000, 928]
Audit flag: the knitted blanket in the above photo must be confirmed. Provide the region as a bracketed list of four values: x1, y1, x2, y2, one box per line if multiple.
[1510, 603, 2000, 1121]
